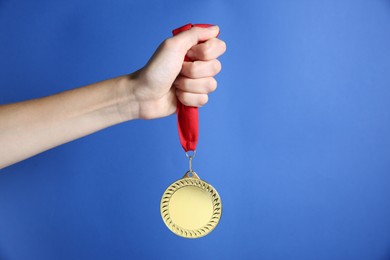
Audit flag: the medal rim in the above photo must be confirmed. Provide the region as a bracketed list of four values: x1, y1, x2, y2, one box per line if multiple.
[160, 172, 222, 239]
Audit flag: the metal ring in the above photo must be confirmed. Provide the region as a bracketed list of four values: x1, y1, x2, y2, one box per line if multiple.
[185, 150, 196, 159]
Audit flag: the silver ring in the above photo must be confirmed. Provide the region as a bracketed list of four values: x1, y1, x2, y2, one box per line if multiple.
[185, 150, 196, 159]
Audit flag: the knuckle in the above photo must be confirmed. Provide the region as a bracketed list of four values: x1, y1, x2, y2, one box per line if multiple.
[162, 38, 175, 49]
[202, 42, 213, 59]
[162, 37, 183, 53]
[220, 40, 227, 53]
[207, 78, 217, 92]
[212, 60, 222, 74]
[198, 94, 209, 106]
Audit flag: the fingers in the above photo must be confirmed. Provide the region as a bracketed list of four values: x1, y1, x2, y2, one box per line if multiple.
[167, 25, 226, 108]
[175, 56, 222, 108]
[181, 59, 221, 78]
[186, 38, 227, 61]
[174, 76, 217, 107]
[174, 77, 217, 94]
[176, 90, 209, 107]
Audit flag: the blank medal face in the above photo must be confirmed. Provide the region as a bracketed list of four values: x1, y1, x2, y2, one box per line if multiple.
[161, 172, 222, 238]
[169, 186, 213, 230]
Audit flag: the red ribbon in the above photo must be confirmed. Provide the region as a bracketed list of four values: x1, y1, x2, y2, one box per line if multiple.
[172, 23, 215, 152]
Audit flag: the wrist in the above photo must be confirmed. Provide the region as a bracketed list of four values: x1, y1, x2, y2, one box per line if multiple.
[115, 74, 140, 122]
[116, 70, 177, 121]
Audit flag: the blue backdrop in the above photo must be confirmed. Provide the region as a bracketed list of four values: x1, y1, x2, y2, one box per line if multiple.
[1, 0, 390, 259]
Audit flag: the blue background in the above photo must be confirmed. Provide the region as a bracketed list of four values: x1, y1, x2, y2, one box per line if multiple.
[1, 0, 390, 259]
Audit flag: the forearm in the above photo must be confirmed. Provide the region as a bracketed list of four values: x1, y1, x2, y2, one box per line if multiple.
[0, 75, 136, 169]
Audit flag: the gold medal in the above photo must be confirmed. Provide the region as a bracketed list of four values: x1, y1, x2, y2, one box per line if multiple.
[161, 23, 222, 238]
[160, 153, 222, 238]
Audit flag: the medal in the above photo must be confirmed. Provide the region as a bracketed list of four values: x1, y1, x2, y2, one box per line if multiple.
[160, 152, 222, 238]
[160, 24, 222, 238]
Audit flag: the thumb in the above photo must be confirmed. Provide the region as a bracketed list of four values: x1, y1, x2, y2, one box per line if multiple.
[170, 25, 220, 56]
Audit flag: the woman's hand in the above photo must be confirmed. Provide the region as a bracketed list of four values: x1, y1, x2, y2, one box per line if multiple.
[124, 25, 226, 120]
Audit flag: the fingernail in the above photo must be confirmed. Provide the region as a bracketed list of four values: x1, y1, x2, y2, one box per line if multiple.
[209, 25, 219, 30]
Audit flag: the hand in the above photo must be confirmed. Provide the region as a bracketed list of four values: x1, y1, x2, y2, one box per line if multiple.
[127, 25, 226, 120]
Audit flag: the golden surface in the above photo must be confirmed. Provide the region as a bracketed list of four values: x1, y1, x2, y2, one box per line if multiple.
[160, 172, 222, 238]
[169, 186, 213, 230]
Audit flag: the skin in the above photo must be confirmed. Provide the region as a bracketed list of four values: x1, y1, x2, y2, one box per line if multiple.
[0, 26, 226, 169]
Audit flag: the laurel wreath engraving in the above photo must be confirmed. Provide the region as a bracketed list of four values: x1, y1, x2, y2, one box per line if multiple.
[160, 176, 222, 238]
